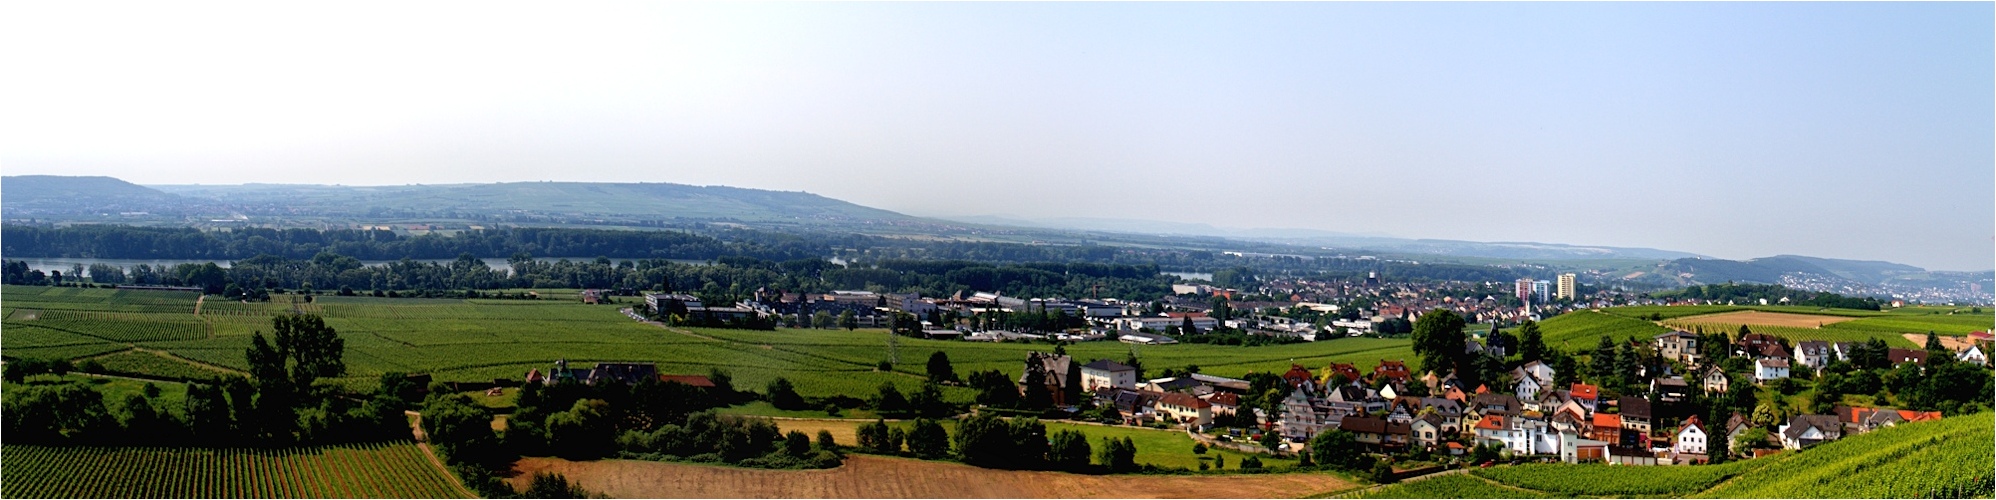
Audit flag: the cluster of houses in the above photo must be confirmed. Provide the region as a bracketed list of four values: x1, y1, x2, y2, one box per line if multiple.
[1015, 352, 1256, 429]
[523, 360, 717, 389]
[1257, 326, 1980, 466]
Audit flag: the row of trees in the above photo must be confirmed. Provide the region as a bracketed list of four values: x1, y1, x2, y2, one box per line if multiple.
[1655, 283, 1885, 310]
[3, 314, 410, 447]
[3, 249, 1176, 306]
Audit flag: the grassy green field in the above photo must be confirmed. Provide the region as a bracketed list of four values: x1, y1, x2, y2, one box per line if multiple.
[7, 284, 1975, 402]
[0, 442, 470, 498]
[0, 285, 1413, 401]
[1544, 304, 1987, 351]
[1536, 310, 1670, 350]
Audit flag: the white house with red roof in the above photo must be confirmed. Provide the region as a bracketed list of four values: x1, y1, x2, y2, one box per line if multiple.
[1675, 415, 1709, 455]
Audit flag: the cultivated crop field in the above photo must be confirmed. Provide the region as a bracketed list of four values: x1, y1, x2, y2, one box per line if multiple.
[1695, 412, 1993, 498]
[0, 442, 469, 498]
[1470, 459, 1764, 497]
[763, 418, 1298, 471]
[0, 285, 1414, 400]
[510, 454, 1356, 498]
[1671, 310, 1862, 328]
[1350, 473, 1545, 499]
[1541, 304, 1989, 350]
[1535, 310, 1669, 350]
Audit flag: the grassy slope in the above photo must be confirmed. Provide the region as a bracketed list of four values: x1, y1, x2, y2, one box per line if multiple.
[1535, 310, 1671, 352]
[1695, 412, 1993, 498]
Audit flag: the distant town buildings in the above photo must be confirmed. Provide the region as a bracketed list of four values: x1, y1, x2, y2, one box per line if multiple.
[1556, 273, 1577, 300]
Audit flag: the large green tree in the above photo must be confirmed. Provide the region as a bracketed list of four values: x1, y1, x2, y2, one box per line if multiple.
[1410, 310, 1467, 377]
[1517, 320, 1546, 362]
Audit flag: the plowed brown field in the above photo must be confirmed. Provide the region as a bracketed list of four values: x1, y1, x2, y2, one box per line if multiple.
[509, 455, 1358, 498]
[1669, 310, 1858, 328]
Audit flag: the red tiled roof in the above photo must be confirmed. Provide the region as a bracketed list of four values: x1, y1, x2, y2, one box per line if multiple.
[1326, 363, 1362, 381]
[1570, 383, 1598, 399]
[1164, 312, 1209, 319]
[1158, 392, 1212, 409]
[1282, 364, 1315, 386]
[1207, 392, 1240, 407]
[1593, 413, 1622, 429]
[1373, 360, 1413, 380]
[1475, 415, 1505, 431]
[658, 374, 716, 387]
[1897, 410, 1943, 422]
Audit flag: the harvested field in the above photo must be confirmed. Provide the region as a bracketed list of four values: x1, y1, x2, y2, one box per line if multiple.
[509, 455, 1356, 498]
[1903, 333, 1974, 351]
[1669, 310, 1860, 329]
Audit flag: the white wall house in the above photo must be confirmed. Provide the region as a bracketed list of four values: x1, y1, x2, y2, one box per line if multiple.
[1676, 420, 1708, 455]
[1755, 359, 1790, 383]
[1079, 359, 1137, 391]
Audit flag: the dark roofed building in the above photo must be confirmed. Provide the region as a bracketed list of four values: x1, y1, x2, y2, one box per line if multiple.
[587, 362, 660, 386]
[1780, 414, 1843, 449]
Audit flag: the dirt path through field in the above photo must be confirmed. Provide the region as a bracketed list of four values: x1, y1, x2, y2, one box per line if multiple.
[193, 294, 204, 315]
[510, 455, 1356, 498]
[407, 410, 480, 499]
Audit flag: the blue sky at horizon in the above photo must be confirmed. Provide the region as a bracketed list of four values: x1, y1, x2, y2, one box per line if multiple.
[2, 2, 1990, 270]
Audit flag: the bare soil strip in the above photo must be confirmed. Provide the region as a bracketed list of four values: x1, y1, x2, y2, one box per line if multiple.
[509, 455, 1355, 499]
[1903, 333, 1973, 351]
[1670, 310, 1860, 328]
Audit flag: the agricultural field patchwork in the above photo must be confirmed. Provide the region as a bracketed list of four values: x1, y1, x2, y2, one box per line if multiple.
[0, 442, 469, 499]
[1, 285, 1415, 400]
[763, 417, 1298, 471]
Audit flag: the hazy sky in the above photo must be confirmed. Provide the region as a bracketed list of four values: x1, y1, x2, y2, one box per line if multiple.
[3, 2, 1990, 270]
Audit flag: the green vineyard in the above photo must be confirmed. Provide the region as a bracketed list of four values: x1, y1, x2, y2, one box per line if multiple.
[0, 442, 469, 499]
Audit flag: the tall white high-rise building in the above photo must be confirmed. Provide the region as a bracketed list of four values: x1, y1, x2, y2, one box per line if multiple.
[1532, 280, 1552, 303]
[1556, 273, 1577, 300]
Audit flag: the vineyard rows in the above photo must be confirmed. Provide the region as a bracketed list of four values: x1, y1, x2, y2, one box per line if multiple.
[1351, 473, 1547, 499]
[0, 442, 468, 498]
[1694, 412, 1993, 498]
[1471, 459, 1758, 496]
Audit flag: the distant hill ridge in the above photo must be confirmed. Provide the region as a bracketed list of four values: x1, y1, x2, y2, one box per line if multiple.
[3, 176, 1980, 289]
[144, 181, 915, 222]
[1, 175, 200, 215]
